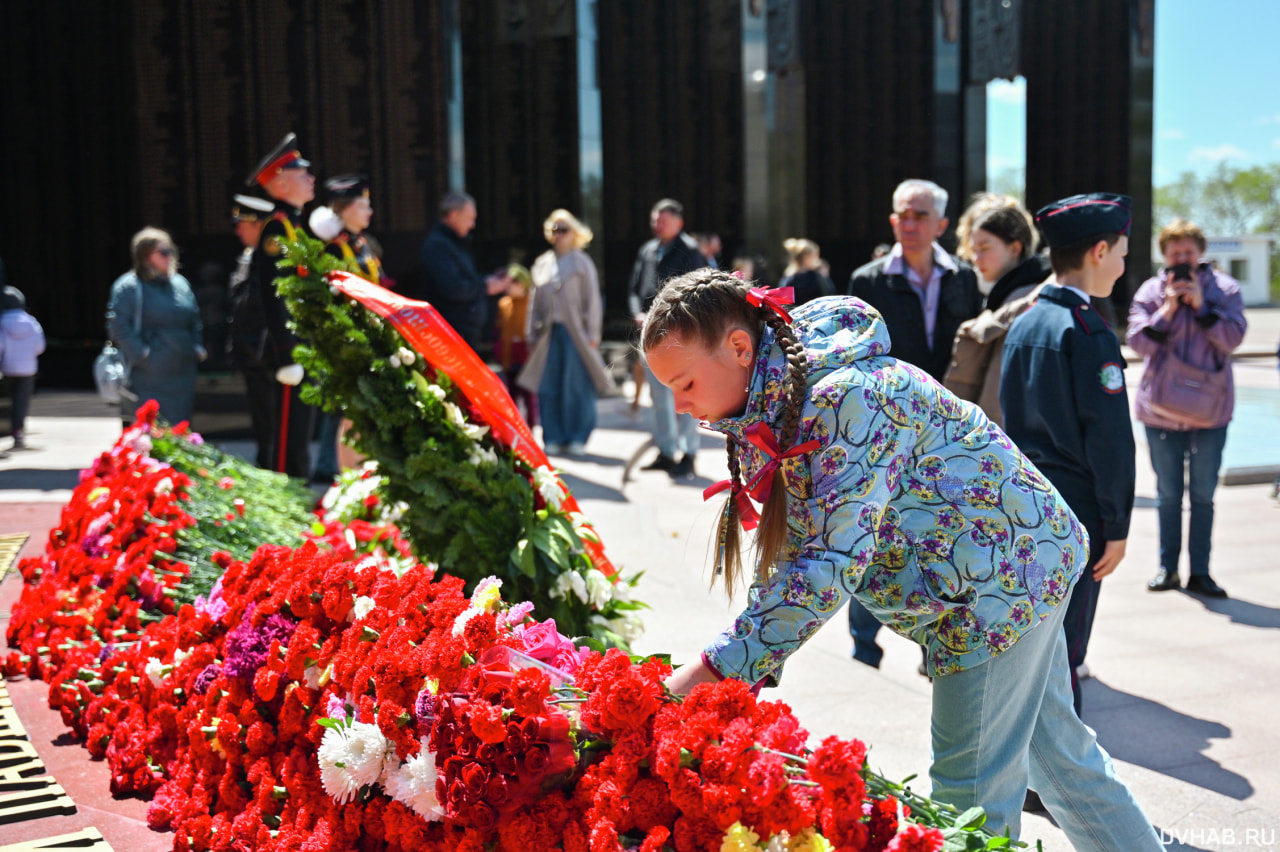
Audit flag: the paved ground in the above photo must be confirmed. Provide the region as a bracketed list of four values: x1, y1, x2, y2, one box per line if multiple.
[1, 308, 1278, 850]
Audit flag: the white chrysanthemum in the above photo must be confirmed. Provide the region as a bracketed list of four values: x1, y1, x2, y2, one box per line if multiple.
[381, 742, 445, 821]
[532, 466, 564, 510]
[552, 570, 588, 604]
[467, 443, 499, 466]
[144, 657, 166, 687]
[318, 720, 391, 805]
[452, 607, 481, 636]
[350, 595, 376, 622]
[396, 347, 417, 366]
[425, 384, 447, 401]
[584, 569, 613, 610]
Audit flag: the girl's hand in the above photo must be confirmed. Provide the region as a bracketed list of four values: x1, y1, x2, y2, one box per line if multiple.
[664, 659, 722, 696]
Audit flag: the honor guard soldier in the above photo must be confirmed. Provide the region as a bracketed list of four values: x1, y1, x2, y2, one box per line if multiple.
[227, 193, 277, 470]
[309, 174, 382, 284]
[247, 132, 316, 479]
[1000, 193, 1137, 716]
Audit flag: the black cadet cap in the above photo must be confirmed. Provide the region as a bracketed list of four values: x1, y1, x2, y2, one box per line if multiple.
[246, 132, 311, 188]
[323, 173, 370, 203]
[231, 194, 275, 223]
[1035, 193, 1133, 248]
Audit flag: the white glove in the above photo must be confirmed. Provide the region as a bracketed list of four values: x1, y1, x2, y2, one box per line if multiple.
[276, 364, 305, 386]
[308, 206, 344, 242]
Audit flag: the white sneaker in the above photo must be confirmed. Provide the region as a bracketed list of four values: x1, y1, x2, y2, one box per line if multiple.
[544, 443, 565, 455]
[567, 442, 587, 456]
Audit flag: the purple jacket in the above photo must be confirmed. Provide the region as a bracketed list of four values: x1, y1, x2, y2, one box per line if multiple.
[1126, 264, 1246, 431]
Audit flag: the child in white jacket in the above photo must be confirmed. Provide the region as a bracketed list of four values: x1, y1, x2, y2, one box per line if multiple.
[1, 286, 46, 449]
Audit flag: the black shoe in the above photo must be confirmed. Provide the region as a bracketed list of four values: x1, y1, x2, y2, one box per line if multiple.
[668, 454, 695, 480]
[1147, 569, 1181, 592]
[1023, 789, 1046, 813]
[1186, 575, 1228, 598]
[641, 453, 678, 472]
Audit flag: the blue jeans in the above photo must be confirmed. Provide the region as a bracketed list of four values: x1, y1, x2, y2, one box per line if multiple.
[931, 601, 1162, 849]
[314, 410, 341, 477]
[1144, 425, 1228, 577]
[539, 325, 597, 446]
[644, 362, 700, 459]
[847, 598, 885, 667]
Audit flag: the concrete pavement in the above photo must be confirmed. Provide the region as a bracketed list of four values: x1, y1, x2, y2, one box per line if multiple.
[2, 319, 1279, 850]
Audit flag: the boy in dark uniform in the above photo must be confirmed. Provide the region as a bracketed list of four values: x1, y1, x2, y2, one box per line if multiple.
[227, 193, 277, 470]
[246, 132, 316, 479]
[1000, 193, 1136, 716]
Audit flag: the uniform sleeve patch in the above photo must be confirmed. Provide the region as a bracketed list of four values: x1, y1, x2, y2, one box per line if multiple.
[263, 235, 282, 256]
[1098, 362, 1125, 394]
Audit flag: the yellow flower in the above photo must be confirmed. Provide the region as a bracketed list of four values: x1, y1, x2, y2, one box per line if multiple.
[721, 822, 762, 852]
[787, 828, 834, 852]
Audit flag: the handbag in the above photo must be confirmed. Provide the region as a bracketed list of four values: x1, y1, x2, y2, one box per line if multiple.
[94, 283, 143, 404]
[1146, 348, 1227, 430]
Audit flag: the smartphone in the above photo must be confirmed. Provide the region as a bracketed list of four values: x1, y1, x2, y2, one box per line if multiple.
[1170, 262, 1193, 281]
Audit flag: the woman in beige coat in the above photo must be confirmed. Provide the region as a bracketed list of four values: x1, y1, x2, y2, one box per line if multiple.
[518, 209, 614, 456]
[944, 200, 1052, 427]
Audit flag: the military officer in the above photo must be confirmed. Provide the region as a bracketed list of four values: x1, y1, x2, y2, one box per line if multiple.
[1000, 193, 1137, 716]
[227, 193, 277, 469]
[246, 132, 316, 479]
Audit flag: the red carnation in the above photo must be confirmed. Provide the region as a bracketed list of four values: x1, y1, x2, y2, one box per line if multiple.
[886, 823, 946, 852]
[469, 701, 508, 745]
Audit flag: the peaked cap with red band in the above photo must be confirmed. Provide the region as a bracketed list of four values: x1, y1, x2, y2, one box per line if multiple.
[247, 132, 311, 188]
[1034, 192, 1132, 249]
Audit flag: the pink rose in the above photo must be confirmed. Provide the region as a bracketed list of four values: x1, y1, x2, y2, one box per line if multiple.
[516, 620, 579, 672]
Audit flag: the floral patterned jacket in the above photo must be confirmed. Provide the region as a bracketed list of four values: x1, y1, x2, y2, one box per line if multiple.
[703, 297, 1087, 684]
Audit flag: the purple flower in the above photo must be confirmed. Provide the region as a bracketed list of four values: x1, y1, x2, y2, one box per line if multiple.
[194, 576, 229, 622]
[327, 694, 351, 720]
[414, 690, 438, 729]
[222, 605, 297, 679]
[193, 663, 221, 695]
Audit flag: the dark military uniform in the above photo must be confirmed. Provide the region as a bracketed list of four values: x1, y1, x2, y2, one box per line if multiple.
[324, 230, 381, 283]
[248, 201, 315, 479]
[1000, 283, 1136, 713]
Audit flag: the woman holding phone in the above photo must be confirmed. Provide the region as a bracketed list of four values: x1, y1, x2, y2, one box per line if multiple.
[1126, 218, 1246, 598]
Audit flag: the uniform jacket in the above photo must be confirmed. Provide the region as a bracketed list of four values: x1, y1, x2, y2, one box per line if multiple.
[943, 255, 1053, 427]
[627, 232, 706, 317]
[703, 296, 1087, 685]
[1125, 264, 1246, 431]
[247, 202, 309, 369]
[519, 249, 614, 395]
[0, 308, 46, 376]
[1000, 285, 1135, 541]
[107, 271, 204, 424]
[324, 230, 381, 284]
[847, 249, 982, 382]
[416, 222, 489, 348]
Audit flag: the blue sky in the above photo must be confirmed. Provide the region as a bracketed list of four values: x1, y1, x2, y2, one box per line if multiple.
[987, 0, 1280, 188]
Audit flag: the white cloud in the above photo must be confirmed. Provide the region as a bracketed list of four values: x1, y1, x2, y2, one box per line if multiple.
[1158, 128, 1186, 140]
[1188, 144, 1250, 165]
[1257, 114, 1280, 125]
[987, 79, 1025, 106]
[1273, 137, 1280, 150]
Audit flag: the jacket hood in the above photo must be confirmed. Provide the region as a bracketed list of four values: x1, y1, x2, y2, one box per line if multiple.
[713, 295, 890, 439]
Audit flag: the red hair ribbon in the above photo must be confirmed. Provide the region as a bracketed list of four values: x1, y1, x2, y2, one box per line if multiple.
[745, 286, 796, 323]
[740, 422, 821, 504]
[703, 479, 761, 531]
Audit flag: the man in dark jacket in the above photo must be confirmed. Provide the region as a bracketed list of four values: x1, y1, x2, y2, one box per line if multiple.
[847, 179, 982, 382]
[413, 192, 510, 352]
[629, 198, 707, 479]
[845, 178, 981, 672]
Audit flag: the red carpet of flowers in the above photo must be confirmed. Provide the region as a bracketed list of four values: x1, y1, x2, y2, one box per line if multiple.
[3, 413, 955, 851]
